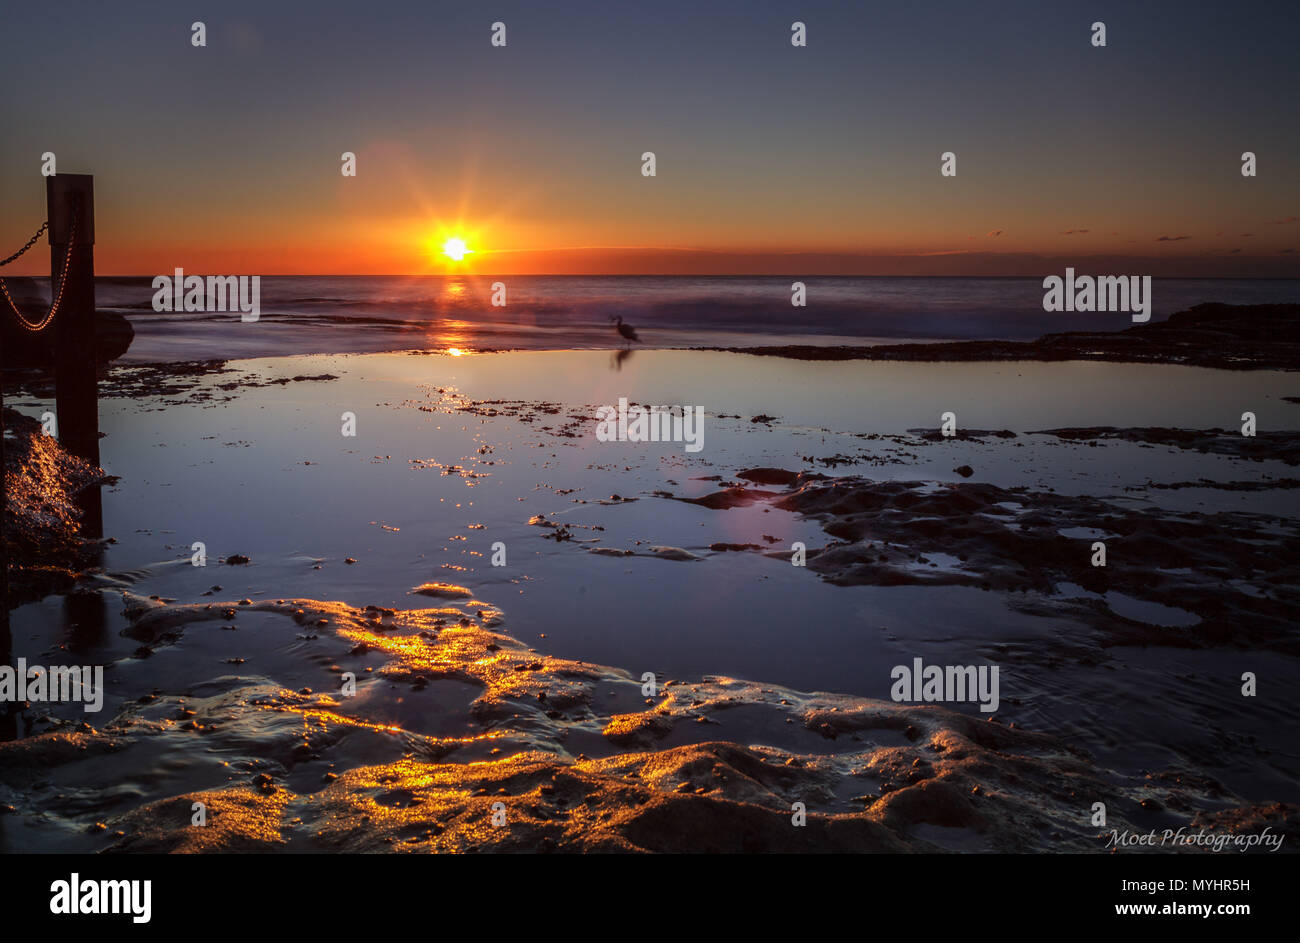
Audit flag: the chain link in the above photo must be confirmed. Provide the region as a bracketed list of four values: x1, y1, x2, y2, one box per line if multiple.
[0, 221, 49, 267]
[0, 209, 77, 333]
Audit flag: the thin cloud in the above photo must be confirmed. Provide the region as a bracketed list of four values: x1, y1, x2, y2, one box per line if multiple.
[1274, 217, 1297, 224]
[485, 244, 707, 254]
[986, 229, 1004, 237]
[1061, 228, 1090, 235]
[1156, 234, 1191, 242]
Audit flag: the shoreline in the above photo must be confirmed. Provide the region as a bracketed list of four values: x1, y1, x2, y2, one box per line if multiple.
[6, 302, 1300, 377]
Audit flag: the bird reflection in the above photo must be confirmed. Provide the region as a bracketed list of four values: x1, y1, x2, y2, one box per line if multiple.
[610, 347, 634, 371]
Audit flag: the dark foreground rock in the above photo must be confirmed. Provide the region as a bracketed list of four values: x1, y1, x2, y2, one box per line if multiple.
[1, 305, 133, 366]
[5, 592, 1294, 852]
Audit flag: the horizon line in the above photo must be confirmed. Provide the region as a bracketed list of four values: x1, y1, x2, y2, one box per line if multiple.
[79, 272, 1300, 279]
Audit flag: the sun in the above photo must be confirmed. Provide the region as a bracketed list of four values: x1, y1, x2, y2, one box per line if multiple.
[442, 237, 472, 262]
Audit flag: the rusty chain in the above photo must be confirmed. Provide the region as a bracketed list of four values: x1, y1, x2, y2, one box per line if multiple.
[0, 210, 77, 333]
[0, 221, 48, 267]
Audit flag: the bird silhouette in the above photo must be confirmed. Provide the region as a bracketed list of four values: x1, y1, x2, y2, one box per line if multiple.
[611, 315, 640, 343]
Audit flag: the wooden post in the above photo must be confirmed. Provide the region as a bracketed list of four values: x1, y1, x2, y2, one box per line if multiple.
[49, 174, 99, 469]
[0, 375, 8, 740]
[1, 177, 101, 738]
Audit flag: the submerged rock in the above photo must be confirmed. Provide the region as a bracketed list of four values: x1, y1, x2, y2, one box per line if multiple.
[1, 592, 1292, 853]
[411, 582, 473, 599]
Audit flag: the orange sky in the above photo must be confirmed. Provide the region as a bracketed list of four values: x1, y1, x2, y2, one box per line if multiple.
[2, 4, 1296, 277]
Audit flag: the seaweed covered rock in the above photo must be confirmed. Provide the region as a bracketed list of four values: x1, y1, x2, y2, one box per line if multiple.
[2, 407, 107, 606]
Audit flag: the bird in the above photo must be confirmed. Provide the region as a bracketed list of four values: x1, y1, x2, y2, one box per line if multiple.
[611, 315, 640, 343]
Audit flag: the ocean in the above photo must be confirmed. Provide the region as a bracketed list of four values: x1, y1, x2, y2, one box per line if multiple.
[81, 275, 1300, 363]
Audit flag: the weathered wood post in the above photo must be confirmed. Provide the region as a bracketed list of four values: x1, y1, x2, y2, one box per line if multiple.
[49, 174, 98, 467]
[0, 177, 100, 738]
[48, 174, 103, 540]
[0, 382, 8, 741]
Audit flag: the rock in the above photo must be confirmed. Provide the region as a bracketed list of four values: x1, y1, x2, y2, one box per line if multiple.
[410, 582, 472, 599]
[1, 306, 134, 367]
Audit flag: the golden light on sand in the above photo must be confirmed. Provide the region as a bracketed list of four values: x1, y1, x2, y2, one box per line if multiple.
[442, 237, 472, 262]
